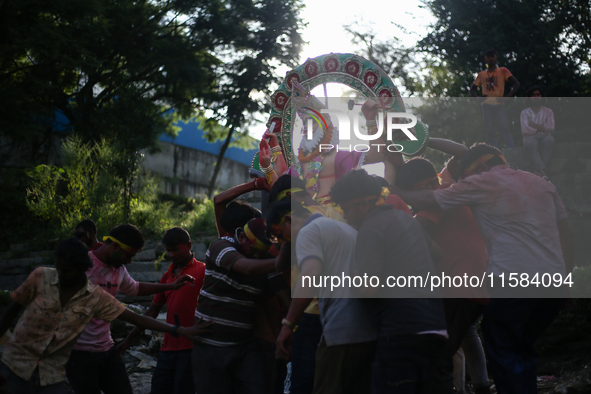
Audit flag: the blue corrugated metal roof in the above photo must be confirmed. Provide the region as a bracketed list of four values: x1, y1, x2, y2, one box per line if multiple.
[159, 119, 258, 167]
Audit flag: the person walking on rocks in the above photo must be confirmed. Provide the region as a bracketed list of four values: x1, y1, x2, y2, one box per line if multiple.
[65, 224, 195, 394]
[0, 238, 211, 394]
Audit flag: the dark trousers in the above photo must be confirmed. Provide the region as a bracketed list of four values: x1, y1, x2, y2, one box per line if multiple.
[372, 334, 447, 394]
[290, 313, 323, 394]
[481, 104, 515, 148]
[481, 298, 564, 394]
[313, 338, 376, 394]
[191, 338, 266, 394]
[432, 298, 486, 393]
[66, 346, 132, 394]
[151, 349, 194, 394]
[0, 361, 66, 394]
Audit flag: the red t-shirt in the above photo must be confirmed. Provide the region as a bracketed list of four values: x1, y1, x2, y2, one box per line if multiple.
[153, 257, 206, 351]
[386, 194, 412, 216]
[89, 242, 104, 251]
[416, 184, 488, 302]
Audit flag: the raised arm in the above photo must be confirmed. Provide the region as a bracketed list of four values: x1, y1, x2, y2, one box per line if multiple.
[389, 185, 441, 212]
[213, 177, 270, 237]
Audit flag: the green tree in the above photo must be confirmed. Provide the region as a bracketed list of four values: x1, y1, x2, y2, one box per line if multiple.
[202, 0, 304, 197]
[418, 0, 591, 97]
[0, 0, 304, 239]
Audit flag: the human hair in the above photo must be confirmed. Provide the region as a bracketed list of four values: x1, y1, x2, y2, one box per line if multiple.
[457, 143, 505, 179]
[266, 198, 309, 231]
[526, 85, 545, 97]
[395, 158, 437, 190]
[243, 218, 272, 247]
[105, 224, 145, 249]
[220, 201, 261, 234]
[75, 219, 97, 234]
[162, 227, 190, 247]
[329, 169, 382, 205]
[371, 175, 389, 188]
[484, 48, 497, 58]
[54, 238, 93, 273]
[268, 174, 308, 203]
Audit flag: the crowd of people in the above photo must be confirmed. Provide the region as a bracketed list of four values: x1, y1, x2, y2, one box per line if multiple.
[0, 49, 574, 394]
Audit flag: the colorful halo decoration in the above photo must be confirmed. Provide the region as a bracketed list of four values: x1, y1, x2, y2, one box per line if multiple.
[253, 53, 429, 171]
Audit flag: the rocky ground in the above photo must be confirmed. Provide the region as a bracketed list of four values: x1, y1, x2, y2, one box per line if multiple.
[1, 239, 591, 394]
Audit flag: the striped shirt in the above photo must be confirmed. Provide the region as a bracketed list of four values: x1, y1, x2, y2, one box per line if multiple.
[520, 106, 555, 136]
[195, 237, 286, 346]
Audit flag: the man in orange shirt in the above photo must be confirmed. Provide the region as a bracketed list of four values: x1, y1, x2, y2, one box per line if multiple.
[470, 49, 520, 148]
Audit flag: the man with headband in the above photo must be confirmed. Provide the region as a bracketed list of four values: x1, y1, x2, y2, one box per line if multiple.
[192, 218, 289, 394]
[268, 198, 377, 394]
[66, 224, 195, 394]
[390, 143, 575, 394]
[329, 169, 448, 394]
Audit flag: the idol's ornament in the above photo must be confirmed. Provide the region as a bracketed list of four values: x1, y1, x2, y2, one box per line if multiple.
[251, 53, 429, 190]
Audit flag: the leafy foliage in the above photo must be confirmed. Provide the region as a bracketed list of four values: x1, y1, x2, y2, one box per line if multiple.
[24, 136, 217, 245]
[417, 0, 591, 97]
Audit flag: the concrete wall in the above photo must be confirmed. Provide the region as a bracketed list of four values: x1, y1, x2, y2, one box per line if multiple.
[503, 142, 591, 267]
[142, 141, 254, 198]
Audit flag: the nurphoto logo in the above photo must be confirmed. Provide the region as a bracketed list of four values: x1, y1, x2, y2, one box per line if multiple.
[304, 109, 418, 153]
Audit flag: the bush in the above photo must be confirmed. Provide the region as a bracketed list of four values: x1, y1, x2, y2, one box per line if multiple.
[24, 136, 218, 245]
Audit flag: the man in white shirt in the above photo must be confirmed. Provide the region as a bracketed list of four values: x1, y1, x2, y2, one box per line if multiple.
[520, 86, 555, 179]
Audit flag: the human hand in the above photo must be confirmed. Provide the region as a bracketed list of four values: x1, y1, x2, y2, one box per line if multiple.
[263, 130, 280, 148]
[361, 99, 380, 121]
[116, 339, 131, 356]
[259, 139, 271, 168]
[171, 274, 195, 289]
[178, 317, 214, 341]
[276, 325, 294, 361]
[253, 176, 272, 193]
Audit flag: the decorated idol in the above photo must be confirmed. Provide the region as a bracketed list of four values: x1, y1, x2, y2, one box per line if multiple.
[253, 53, 430, 205]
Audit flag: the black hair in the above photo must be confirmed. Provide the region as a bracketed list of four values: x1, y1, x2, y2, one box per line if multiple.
[329, 169, 382, 205]
[268, 174, 308, 203]
[220, 201, 261, 234]
[457, 143, 504, 179]
[484, 49, 497, 57]
[371, 175, 389, 188]
[162, 227, 190, 247]
[105, 224, 145, 249]
[395, 158, 437, 190]
[265, 198, 309, 232]
[75, 219, 97, 234]
[526, 85, 545, 97]
[54, 238, 93, 273]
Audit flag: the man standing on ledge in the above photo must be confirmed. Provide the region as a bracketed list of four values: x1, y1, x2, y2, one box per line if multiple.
[470, 49, 520, 148]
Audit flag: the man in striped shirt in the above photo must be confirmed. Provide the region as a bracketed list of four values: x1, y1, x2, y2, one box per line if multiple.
[192, 218, 288, 394]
